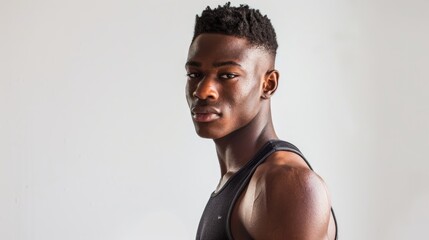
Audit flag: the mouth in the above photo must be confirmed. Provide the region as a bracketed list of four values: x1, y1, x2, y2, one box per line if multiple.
[191, 106, 221, 123]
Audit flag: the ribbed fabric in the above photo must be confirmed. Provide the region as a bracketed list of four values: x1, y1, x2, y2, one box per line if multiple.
[196, 140, 338, 240]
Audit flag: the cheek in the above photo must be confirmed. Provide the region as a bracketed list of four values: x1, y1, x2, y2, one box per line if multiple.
[185, 82, 193, 106]
[240, 79, 262, 106]
[227, 80, 262, 118]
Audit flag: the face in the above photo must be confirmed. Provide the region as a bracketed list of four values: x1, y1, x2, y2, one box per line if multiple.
[185, 33, 274, 139]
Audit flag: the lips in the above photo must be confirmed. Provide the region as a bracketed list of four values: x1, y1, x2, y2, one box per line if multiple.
[191, 106, 221, 123]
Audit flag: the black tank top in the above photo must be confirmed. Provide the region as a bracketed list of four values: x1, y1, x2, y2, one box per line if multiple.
[195, 140, 338, 240]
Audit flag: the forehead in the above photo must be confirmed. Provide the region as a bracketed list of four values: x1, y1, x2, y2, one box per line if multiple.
[187, 34, 262, 65]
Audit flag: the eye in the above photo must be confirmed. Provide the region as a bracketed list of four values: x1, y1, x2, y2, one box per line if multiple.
[219, 73, 238, 80]
[186, 72, 202, 79]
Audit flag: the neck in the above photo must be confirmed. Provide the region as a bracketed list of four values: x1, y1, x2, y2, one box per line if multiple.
[213, 107, 278, 177]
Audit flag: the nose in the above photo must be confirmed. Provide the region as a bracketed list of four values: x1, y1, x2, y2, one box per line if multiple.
[193, 75, 219, 101]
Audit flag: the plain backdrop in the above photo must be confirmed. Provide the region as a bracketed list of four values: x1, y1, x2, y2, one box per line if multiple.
[1, 0, 428, 239]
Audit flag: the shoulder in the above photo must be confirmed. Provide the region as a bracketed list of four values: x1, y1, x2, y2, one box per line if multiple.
[253, 151, 331, 212]
[256, 151, 327, 192]
[238, 151, 332, 239]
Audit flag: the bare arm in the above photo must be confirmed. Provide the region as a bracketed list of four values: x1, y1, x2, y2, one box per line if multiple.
[237, 163, 332, 240]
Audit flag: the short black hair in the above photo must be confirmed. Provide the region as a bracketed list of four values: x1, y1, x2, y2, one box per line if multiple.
[192, 2, 278, 55]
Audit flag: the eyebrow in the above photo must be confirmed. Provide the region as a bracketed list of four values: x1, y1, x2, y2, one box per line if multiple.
[185, 61, 201, 67]
[185, 60, 242, 68]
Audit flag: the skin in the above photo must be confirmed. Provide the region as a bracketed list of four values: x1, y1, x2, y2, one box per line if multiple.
[186, 33, 336, 240]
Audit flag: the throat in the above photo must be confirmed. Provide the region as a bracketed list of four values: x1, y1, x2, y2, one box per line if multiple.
[215, 125, 277, 174]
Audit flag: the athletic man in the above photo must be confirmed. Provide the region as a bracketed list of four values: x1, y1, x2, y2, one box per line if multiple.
[185, 3, 338, 240]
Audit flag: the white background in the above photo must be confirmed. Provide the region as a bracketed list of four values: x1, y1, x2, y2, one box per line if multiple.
[1, 0, 428, 239]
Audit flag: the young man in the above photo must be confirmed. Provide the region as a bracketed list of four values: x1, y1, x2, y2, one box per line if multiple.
[185, 3, 338, 240]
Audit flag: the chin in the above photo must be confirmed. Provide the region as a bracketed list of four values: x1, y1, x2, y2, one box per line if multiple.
[195, 129, 223, 139]
[194, 124, 226, 139]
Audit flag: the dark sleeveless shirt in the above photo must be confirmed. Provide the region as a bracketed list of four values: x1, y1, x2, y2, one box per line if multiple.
[195, 140, 338, 240]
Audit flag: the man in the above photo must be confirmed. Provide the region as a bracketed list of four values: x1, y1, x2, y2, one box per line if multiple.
[185, 3, 338, 240]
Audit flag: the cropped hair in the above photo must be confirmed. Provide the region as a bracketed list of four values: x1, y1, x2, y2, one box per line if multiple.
[192, 2, 278, 55]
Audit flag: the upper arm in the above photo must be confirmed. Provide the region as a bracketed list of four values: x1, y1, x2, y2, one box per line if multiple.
[241, 165, 331, 240]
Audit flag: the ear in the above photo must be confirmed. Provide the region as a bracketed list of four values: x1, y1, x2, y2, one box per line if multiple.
[261, 70, 279, 99]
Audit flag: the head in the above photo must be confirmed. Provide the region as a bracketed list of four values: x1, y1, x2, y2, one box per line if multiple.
[185, 3, 280, 139]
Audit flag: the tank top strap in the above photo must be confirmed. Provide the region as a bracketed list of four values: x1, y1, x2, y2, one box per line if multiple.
[268, 140, 314, 170]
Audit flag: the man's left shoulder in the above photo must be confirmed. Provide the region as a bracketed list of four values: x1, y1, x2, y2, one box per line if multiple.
[254, 151, 331, 204]
[241, 151, 332, 238]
